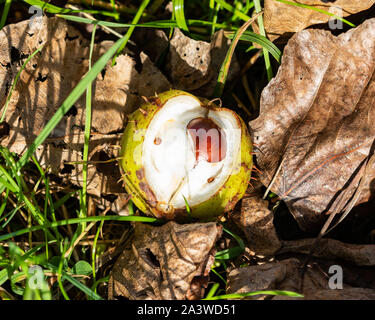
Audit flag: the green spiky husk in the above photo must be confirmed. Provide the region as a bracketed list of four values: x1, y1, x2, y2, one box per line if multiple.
[120, 89, 252, 221]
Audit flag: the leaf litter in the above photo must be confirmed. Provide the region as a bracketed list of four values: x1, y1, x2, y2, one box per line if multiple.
[1, 12, 375, 301]
[250, 18, 375, 233]
[264, 0, 375, 42]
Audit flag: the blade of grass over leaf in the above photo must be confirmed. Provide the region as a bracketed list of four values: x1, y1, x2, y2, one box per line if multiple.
[205, 282, 220, 299]
[91, 219, 104, 284]
[14, 33, 130, 172]
[0, 216, 158, 242]
[209, 0, 220, 35]
[210, 267, 227, 285]
[214, 11, 263, 97]
[203, 290, 304, 300]
[81, 23, 97, 230]
[214, 0, 251, 22]
[253, 0, 272, 81]
[23, 0, 120, 17]
[23, 0, 73, 13]
[58, 239, 70, 300]
[58, 14, 231, 31]
[0, 45, 44, 123]
[173, 0, 189, 32]
[274, 0, 355, 27]
[112, 0, 150, 65]
[225, 30, 281, 62]
[215, 226, 245, 260]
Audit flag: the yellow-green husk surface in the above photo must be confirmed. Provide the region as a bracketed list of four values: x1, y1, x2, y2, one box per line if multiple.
[120, 90, 253, 221]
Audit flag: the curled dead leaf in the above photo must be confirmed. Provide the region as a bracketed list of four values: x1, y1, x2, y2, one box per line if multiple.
[279, 238, 375, 266]
[108, 221, 222, 300]
[264, 0, 375, 41]
[165, 28, 240, 97]
[250, 18, 375, 232]
[227, 258, 375, 300]
[232, 193, 282, 256]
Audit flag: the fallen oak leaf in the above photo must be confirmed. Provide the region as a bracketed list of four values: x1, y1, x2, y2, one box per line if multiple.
[264, 0, 375, 42]
[278, 238, 375, 266]
[108, 221, 222, 300]
[232, 192, 282, 256]
[250, 18, 375, 232]
[226, 258, 375, 300]
[165, 28, 240, 98]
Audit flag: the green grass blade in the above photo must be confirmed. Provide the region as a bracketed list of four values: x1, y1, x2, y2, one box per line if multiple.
[15, 33, 131, 171]
[23, 0, 120, 17]
[112, 0, 150, 64]
[1, 45, 44, 123]
[56, 14, 167, 28]
[23, 0, 74, 13]
[254, 0, 272, 81]
[214, 0, 251, 22]
[0, 268, 8, 286]
[215, 226, 245, 260]
[0, 164, 19, 192]
[205, 282, 220, 299]
[173, 0, 189, 32]
[0, 188, 9, 217]
[274, 0, 355, 27]
[0, 215, 157, 241]
[58, 15, 232, 31]
[225, 30, 281, 62]
[182, 195, 191, 215]
[214, 11, 262, 97]
[63, 271, 103, 300]
[210, 267, 227, 285]
[80, 23, 97, 232]
[203, 290, 304, 300]
[0, 0, 12, 30]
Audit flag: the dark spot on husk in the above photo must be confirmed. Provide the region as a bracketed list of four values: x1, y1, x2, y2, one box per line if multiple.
[225, 195, 239, 212]
[136, 168, 145, 180]
[149, 96, 162, 107]
[139, 181, 157, 207]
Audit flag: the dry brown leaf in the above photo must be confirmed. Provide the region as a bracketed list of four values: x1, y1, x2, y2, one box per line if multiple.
[279, 238, 375, 266]
[165, 29, 239, 97]
[250, 18, 375, 232]
[108, 221, 222, 300]
[232, 193, 282, 256]
[264, 0, 375, 41]
[227, 258, 375, 300]
[0, 16, 170, 203]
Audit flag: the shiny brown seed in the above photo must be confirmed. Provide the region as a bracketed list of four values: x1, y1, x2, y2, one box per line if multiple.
[187, 117, 227, 163]
[154, 137, 162, 145]
[207, 177, 214, 183]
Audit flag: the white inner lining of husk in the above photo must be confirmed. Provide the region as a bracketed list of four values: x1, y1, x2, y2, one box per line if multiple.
[142, 94, 241, 212]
